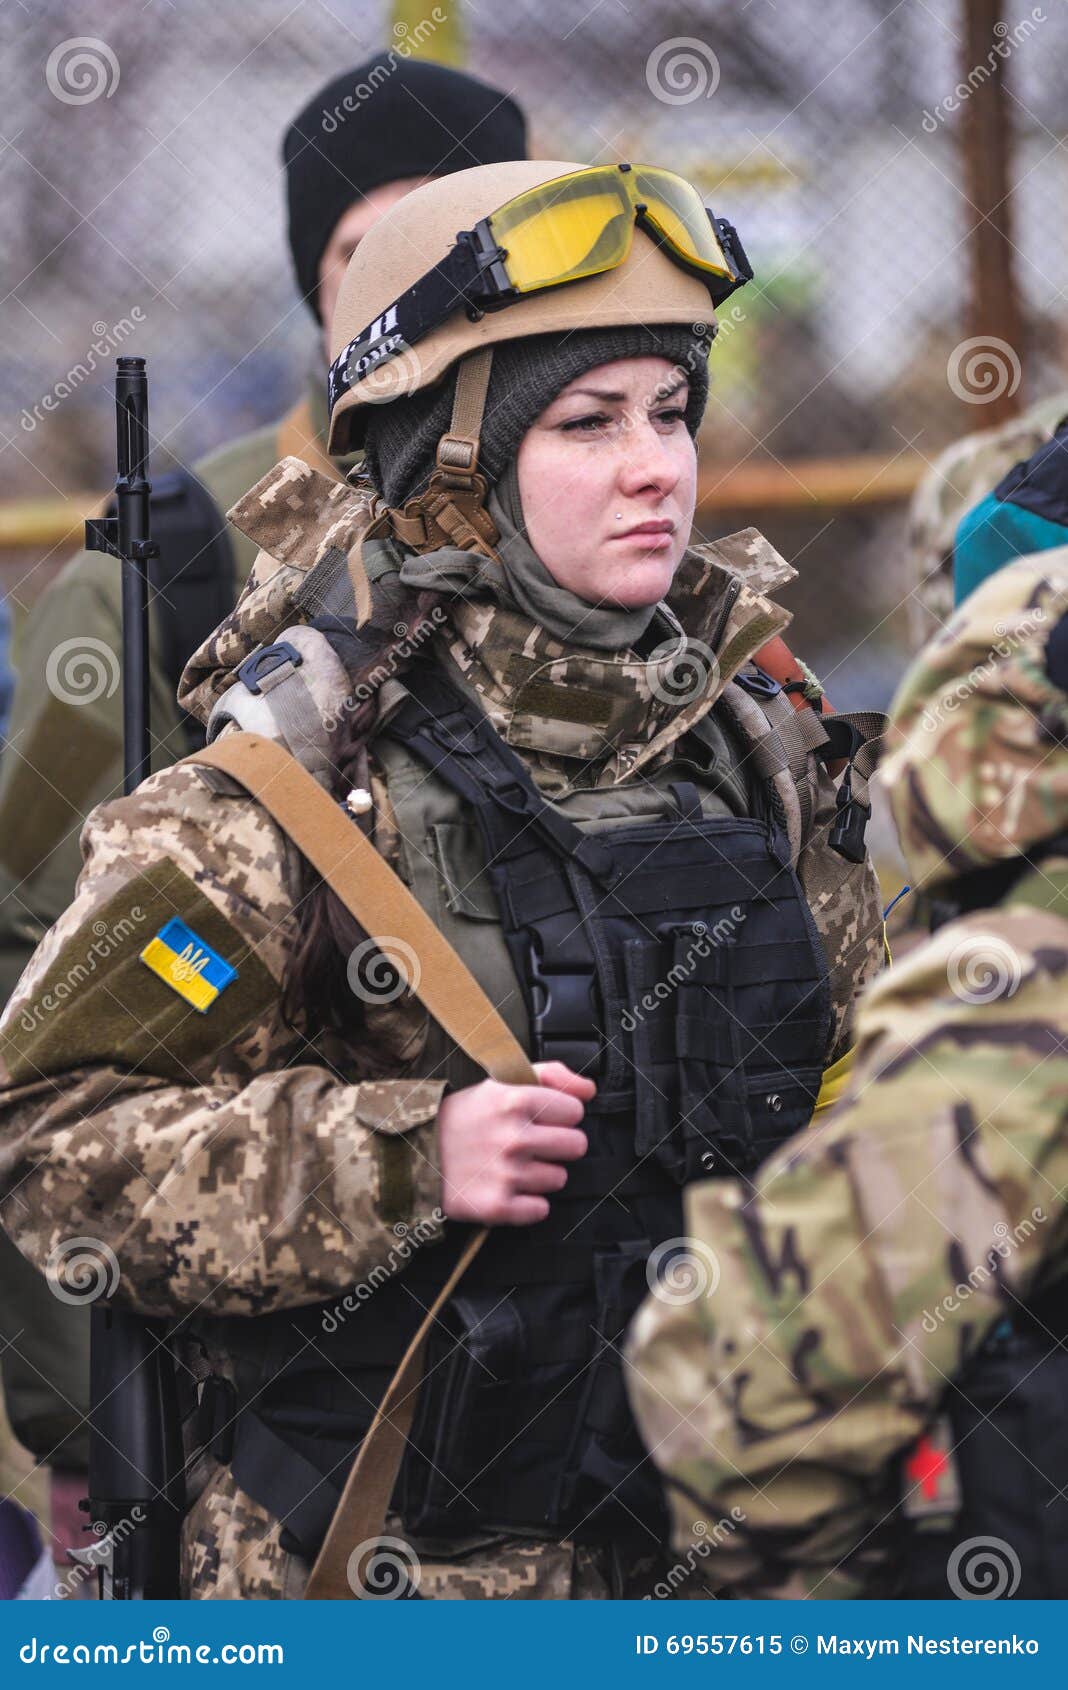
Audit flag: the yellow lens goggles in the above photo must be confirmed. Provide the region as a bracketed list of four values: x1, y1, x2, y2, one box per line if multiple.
[488, 163, 739, 296]
[329, 163, 751, 420]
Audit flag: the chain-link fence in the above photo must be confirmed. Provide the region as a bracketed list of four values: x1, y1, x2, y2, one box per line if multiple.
[2, 0, 1066, 696]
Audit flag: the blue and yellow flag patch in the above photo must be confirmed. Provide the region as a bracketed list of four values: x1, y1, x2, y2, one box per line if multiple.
[140, 918, 238, 1014]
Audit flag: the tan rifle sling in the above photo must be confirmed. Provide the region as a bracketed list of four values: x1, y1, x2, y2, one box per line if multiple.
[188, 732, 537, 1599]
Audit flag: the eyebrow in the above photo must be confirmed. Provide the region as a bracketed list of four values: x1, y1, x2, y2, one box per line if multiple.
[559, 376, 690, 404]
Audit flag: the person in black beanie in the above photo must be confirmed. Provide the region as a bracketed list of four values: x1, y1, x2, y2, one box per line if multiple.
[274, 55, 527, 467]
[284, 54, 528, 339]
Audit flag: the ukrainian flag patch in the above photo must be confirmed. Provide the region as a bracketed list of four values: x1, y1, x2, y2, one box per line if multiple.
[140, 918, 238, 1014]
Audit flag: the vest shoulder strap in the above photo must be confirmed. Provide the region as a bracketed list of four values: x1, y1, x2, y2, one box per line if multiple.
[683, 526, 796, 599]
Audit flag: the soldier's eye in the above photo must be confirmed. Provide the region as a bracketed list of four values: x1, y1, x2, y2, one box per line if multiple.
[562, 412, 611, 432]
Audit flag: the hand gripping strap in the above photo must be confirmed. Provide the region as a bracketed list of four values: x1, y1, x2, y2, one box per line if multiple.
[186, 733, 536, 1598]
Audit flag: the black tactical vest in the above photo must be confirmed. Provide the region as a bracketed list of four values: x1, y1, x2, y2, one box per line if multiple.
[214, 664, 832, 1560]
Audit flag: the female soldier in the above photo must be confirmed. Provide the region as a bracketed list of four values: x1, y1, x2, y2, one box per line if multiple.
[0, 161, 884, 1600]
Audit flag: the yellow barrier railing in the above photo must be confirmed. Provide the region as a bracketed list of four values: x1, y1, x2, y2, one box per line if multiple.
[0, 494, 99, 553]
[0, 454, 926, 555]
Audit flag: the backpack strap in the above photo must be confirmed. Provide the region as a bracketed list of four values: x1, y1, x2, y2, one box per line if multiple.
[752, 633, 829, 715]
[816, 710, 887, 864]
[721, 672, 822, 861]
[185, 731, 536, 1600]
[723, 666, 885, 865]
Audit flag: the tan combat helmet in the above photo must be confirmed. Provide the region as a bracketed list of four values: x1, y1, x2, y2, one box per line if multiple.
[326, 159, 721, 458]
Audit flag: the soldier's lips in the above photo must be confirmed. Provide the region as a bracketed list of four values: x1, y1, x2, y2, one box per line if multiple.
[609, 524, 676, 550]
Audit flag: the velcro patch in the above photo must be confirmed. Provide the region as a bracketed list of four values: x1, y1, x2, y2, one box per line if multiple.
[2, 863, 275, 1086]
[140, 918, 238, 1013]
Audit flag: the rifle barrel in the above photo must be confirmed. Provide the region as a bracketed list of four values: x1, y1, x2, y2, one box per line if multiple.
[114, 357, 152, 794]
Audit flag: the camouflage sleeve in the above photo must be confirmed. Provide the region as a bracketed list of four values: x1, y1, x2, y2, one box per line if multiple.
[0, 550, 184, 1003]
[625, 906, 1068, 1597]
[0, 760, 445, 1319]
[798, 757, 885, 1064]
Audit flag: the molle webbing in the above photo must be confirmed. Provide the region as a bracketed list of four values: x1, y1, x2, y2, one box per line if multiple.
[189, 675, 834, 1575]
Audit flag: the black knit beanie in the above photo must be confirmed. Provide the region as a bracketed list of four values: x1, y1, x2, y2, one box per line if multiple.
[283, 56, 527, 321]
[362, 324, 712, 508]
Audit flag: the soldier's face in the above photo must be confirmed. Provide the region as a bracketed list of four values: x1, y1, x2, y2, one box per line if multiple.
[318, 177, 430, 345]
[516, 357, 697, 609]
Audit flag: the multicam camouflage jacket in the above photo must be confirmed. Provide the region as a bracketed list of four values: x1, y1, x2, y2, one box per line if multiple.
[626, 550, 1068, 1599]
[0, 457, 884, 1598]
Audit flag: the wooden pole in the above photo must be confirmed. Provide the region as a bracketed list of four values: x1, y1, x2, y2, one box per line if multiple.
[958, 0, 1024, 430]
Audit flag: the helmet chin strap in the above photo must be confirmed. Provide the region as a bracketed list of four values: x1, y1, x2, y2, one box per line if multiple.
[382, 348, 502, 560]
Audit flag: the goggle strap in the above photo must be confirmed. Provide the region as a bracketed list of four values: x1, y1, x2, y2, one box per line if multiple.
[435, 347, 494, 486]
[329, 242, 486, 417]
